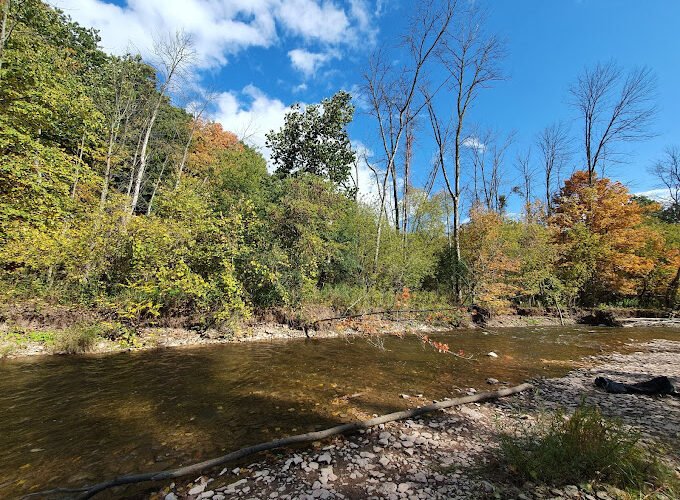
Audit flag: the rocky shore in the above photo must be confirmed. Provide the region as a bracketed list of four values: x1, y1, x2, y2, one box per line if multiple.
[152, 340, 680, 500]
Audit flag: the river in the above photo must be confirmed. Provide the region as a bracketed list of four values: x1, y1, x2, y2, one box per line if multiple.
[0, 325, 678, 498]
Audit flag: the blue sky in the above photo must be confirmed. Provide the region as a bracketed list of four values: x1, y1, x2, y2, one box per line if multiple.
[53, 0, 680, 212]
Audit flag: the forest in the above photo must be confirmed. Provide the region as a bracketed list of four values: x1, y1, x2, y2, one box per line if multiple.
[0, 0, 679, 337]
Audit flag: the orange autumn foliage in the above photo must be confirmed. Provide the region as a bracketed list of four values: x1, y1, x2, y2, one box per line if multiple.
[188, 119, 242, 176]
[550, 171, 660, 299]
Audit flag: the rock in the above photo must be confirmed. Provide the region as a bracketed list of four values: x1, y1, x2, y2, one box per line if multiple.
[379, 431, 392, 440]
[398, 483, 412, 493]
[188, 484, 206, 496]
[317, 453, 332, 464]
[198, 491, 214, 499]
[379, 456, 390, 467]
[487, 352, 498, 358]
[359, 451, 375, 459]
[400, 394, 411, 399]
[212, 495, 225, 500]
[309, 462, 319, 470]
[164, 494, 178, 500]
[486, 377, 499, 384]
[413, 472, 427, 483]
[383, 482, 398, 494]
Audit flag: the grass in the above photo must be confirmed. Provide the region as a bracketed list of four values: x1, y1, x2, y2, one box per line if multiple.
[51, 324, 100, 354]
[497, 403, 679, 496]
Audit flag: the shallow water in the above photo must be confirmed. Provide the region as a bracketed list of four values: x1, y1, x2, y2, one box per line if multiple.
[0, 325, 678, 498]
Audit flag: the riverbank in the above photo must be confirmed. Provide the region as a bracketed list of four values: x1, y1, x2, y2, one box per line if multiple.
[152, 339, 680, 500]
[0, 311, 571, 359]
[2, 303, 678, 359]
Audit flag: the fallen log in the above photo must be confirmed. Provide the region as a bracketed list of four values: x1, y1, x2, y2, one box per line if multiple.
[26, 383, 533, 500]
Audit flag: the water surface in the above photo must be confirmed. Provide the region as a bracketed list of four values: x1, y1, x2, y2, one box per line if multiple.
[0, 325, 678, 498]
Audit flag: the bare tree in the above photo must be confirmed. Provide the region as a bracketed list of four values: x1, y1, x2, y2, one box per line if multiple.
[129, 30, 195, 215]
[363, 0, 456, 271]
[514, 147, 534, 217]
[651, 146, 680, 206]
[570, 61, 656, 184]
[99, 57, 144, 208]
[433, 3, 504, 300]
[537, 122, 571, 213]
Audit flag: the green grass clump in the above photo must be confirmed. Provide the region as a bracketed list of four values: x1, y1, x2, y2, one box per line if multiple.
[499, 403, 678, 495]
[51, 324, 100, 354]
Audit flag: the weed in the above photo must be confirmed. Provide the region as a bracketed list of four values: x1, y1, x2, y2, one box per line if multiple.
[498, 403, 678, 496]
[51, 324, 100, 354]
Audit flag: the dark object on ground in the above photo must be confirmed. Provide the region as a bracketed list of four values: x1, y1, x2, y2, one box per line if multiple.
[579, 309, 622, 327]
[594, 376, 677, 395]
[470, 304, 491, 324]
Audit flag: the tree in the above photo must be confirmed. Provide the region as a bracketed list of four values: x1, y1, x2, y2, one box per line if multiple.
[651, 146, 680, 220]
[430, 2, 504, 300]
[570, 62, 656, 184]
[266, 90, 356, 192]
[537, 122, 571, 213]
[129, 30, 195, 214]
[363, 0, 455, 273]
[550, 171, 658, 304]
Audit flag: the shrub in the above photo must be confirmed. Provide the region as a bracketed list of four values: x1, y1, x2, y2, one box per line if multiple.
[499, 403, 677, 494]
[51, 324, 100, 354]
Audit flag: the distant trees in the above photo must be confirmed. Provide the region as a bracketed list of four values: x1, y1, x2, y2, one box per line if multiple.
[266, 90, 356, 192]
[570, 62, 656, 184]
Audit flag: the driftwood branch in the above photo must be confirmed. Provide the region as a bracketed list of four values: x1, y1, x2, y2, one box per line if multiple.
[26, 383, 533, 500]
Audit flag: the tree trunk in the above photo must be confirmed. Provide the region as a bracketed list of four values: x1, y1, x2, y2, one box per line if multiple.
[0, 0, 9, 86]
[130, 97, 161, 214]
[175, 118, 198, 190]
[71, 133, 86, 199]
[147, 157, 167, 215]
[453, 123, 463, 303]
[127, 129, 144, 197]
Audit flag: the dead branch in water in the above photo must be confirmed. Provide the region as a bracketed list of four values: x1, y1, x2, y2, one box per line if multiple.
[25, 383, 533, 500]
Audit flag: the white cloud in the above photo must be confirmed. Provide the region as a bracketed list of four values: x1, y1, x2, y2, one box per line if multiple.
[51, 0, 380, 70]
[277, 0, 350, 43]
[634, 188, 672, 204]
[288, 48, 338, 78]
[462, 136, 486, 152]
[212, 85, 291, 169]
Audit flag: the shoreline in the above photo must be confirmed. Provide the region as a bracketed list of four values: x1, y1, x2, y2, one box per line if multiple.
[0, 313, 572, 360]
[151, 339, 680, 500]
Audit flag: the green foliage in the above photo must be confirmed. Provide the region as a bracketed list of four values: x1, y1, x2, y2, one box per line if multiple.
[499, 403, 675, 494]
[266, 91, 356, 193]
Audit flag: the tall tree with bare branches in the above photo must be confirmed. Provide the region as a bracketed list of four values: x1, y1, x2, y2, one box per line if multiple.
[432, 3, 504, 300]
[570, 61, 656, 184]
[129, 30, 195, 215]
[363, 0, 456, 271]
[537, 122, 571, 213]
[651, 146, 680, 207]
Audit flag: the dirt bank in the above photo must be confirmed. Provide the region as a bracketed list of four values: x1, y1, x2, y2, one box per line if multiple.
[149, 340, 679, 500]
[2, 303, 676, 359]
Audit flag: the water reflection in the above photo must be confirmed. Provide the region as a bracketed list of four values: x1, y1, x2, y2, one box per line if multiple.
[0, 326, 677, 498]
